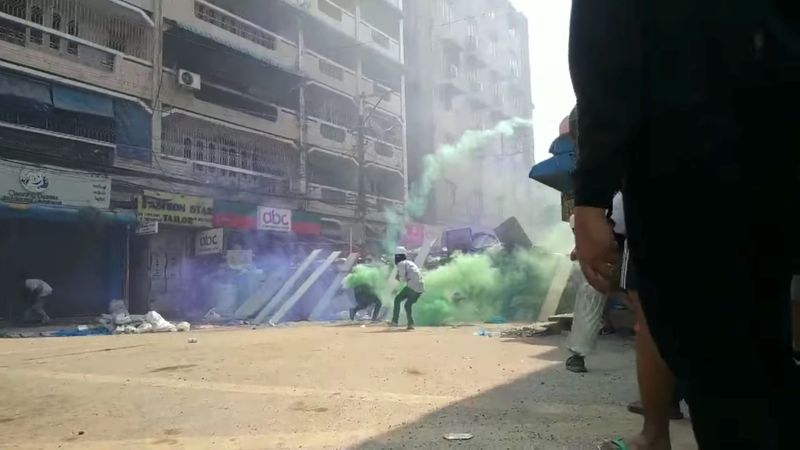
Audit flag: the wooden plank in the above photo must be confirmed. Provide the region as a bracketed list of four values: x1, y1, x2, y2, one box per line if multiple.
[234, 268, 290, 319]
[253, 249, 322, 324]
[269, 251, 342, 324]
[537, 256, 573, 322]
[308, 253, 358, 321]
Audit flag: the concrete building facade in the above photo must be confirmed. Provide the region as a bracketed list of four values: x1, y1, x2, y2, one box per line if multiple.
[404, 0, 534, 230]
[0, 0, 406, 316]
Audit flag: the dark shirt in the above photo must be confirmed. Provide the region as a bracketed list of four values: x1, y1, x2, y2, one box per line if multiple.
[569, 1, 799, 209]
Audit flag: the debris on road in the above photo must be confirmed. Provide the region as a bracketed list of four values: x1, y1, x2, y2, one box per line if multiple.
[500, 321, 561, 338]
[97, 302, 188, 335]
[443, 432, 474, 441]
[51, 326, 112, 337]
[473, 329, 501, 337]
[188, 338, 198, 344]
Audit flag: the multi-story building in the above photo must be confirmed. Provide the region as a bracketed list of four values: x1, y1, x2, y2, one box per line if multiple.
[0, 0, 406, 316]
[404, 0, 534, 232]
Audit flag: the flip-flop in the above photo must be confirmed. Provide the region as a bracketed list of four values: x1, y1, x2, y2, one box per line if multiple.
[598, 438, 629, 450]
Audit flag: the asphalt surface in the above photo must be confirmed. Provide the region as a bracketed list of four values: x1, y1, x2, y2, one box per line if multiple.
[0, 324, 697, 449]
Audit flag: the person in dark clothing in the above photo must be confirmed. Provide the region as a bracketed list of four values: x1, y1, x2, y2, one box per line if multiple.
[569, 1, 799, 448]
[350, 284, 382, 321]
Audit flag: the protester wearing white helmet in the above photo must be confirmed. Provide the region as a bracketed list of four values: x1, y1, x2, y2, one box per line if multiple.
[391, 247, 424, 330]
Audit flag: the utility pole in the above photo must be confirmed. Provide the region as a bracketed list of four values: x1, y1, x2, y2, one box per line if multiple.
[355, 94, 367, 243]
[354, 92, 387, 247]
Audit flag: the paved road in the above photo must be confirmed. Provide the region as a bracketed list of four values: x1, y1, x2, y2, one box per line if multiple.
[0, 324, 696, 449]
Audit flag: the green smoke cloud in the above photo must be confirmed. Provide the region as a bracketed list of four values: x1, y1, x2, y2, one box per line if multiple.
[384, 117, 533, 252]
[411, 247, 562, 326]
[342, 264, 389, 292]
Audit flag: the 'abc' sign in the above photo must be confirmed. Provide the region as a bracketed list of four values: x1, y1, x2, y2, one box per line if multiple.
[257, 207, 292, 231]
[195, 228, 223, 255]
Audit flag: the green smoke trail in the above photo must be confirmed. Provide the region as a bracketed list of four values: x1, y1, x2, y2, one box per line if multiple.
[384, 117, 533, 252]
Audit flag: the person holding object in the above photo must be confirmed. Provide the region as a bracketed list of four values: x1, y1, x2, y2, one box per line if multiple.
[390, 247, 424, 330]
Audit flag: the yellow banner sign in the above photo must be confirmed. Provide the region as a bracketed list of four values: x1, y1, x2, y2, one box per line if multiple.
[137, 190, 213, 228]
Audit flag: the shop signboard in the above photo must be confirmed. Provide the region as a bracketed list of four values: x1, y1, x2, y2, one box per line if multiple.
[0, 158, 110, 209]
[401, 223, 425, 248]
[136, 221, 159, 236]
[137, 190, 213, 228]
[195, 228, 224, 255]
[257, 206, 292, 232]
[226, 249, 253, 268]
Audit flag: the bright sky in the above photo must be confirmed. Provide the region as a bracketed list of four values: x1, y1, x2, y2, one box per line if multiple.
[510, 0, 575, 163]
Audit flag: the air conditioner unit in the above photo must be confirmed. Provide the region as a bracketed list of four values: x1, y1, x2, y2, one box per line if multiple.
[178, 69, 201, 90]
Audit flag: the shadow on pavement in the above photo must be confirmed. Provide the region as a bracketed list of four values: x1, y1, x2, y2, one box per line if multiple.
[353, 335, 696, 449]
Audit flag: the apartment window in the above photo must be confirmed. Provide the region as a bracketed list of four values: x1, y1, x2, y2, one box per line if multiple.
[375, 142, 393, 157]
[195, 3, 276, 51]
[489, 41, 497, 57]
[371, 29, 390, 49]
[440, 0, 453, 24]
[183, 138, 193, 158]
[195, 141, 205, 171]
[318, 0, 343, 22]
[439, 89, 453, 112]
[49, 12, 61, 50]
[467, 20, 477, 37]
[510, 58, 520, 78]
[29, 5, 43, 44]
[320, 123, 346, 143]
[319, 59, 344, 81]
[207, 142, 216, 164]
[67, 20, 78, 55]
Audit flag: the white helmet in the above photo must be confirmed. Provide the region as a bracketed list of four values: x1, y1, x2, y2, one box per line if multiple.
[395, 246, 408, 256]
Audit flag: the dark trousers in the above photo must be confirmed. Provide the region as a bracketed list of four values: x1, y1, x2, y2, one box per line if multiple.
[391, 287, 421, 326]
[617, 25, 800, 447]
[350, 291, 381, 321]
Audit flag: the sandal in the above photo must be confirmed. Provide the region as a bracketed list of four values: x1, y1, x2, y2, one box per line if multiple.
[598, 438, 629, 450]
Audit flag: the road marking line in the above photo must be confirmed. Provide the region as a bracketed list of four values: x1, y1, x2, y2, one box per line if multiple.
[0, 368, 459, 405]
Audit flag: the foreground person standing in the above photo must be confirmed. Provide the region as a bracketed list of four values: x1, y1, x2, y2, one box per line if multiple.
[569, 1, 799, 448]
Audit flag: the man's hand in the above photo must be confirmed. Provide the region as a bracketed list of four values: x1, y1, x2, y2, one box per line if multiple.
[574, 206, 619, 293]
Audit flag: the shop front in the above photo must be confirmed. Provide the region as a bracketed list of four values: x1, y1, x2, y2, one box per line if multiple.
[213, 201, 326, 264]
[0, 158, 133, 320]
[130, 190, 213, 315]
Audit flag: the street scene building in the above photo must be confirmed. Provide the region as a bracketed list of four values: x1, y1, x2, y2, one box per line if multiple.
[404, 0, 534, 231]
[0, 0, 407, 317]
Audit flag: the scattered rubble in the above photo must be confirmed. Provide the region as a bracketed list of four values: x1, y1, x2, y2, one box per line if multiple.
[97, 301, 189, 335]
[500, 321, 561, 338]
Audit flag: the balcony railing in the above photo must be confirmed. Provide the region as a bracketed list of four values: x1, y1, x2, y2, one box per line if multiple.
[359, 21, 400, 62]
[195, 2, 276, 51]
